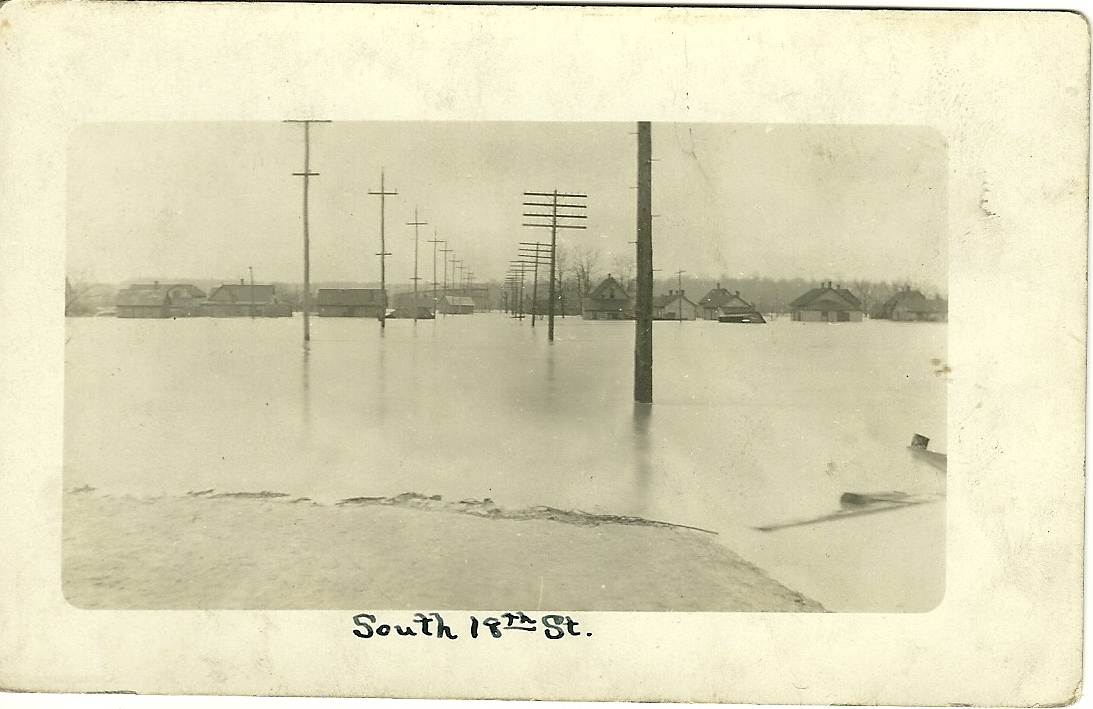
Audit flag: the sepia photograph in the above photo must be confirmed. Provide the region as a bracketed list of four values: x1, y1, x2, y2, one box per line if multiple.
[63, 121, 947, 613]
[1, 2, 1085, 704]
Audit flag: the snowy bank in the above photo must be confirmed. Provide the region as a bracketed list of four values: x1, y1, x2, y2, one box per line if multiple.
[63, 490, 824, 612]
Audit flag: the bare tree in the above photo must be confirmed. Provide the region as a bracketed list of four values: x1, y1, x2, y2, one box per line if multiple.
[65, 276, 99, 317]
[571, 243, 601, 298]
[610, 251, 635, 292]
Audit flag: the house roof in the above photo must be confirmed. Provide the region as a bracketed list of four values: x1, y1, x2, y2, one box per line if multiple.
[589, 275, 628, 300]
[699, 287, 757, 310]
[653, 292, 696, 308]
[207, 284, 277, 304]
[117, 288, 168, 307]
[789, 285, 862, 311]
[885, 289, 947, 313]
[317, 288, 385, 306]
[116, 284, 205, 307]
[698, 287, 734, 307]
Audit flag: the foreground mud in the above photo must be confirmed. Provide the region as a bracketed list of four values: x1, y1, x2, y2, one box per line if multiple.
[63, 489, 825, 612]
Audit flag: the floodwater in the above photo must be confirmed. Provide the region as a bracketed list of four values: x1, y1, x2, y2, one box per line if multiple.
[65, 312, 947, 612]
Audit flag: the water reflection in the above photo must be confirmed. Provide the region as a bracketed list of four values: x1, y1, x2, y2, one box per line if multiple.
[66, 314, 947, 611]
[301, 342, 312, 439]
[631, 403, 653, 515]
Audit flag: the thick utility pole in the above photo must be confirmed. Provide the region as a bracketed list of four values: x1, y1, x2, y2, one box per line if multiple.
[368, 169, 398, 328]
[523, 190, 588, 341]
[427, 231, 444, 314]
[635, 121, 654, 404]
[406, 208, 428, 322]
[284, 118, 331, 343]
[675, 269, 686, 322]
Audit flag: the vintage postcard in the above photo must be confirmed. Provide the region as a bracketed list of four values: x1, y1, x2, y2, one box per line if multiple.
[0, 2, 1086, 705]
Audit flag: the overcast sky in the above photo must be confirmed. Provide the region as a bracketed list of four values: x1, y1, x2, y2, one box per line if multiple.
[68, 122, 947, 290]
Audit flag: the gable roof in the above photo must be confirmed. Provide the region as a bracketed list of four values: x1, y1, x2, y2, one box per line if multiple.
[789, 284, 862, 311]
[884, 288, 947, 313]
[207, 284, 277, 305]
[653, 292, 696, 308]
[589, 275, 628, 300]
[698, 287, 735, 308]
[317, 288, 385, 306]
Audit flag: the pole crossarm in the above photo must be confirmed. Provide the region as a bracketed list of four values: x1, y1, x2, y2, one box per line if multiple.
[524, 191, 588, 198]
[522, 202, 587, 209]
[520, 188, 589, 341]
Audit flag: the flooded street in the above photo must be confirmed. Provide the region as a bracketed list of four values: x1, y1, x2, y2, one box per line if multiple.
[65, 313, 946, 611]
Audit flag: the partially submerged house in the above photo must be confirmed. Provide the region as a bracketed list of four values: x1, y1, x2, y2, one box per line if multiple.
[203, 281, 292, 317]
[696, 284, 741, 320]
[116, 282, 206, 318]
[652, 290, 697, 320]
[789, 281, 863, 322]
[387, 305, 435, 319]
[878, 287, 948, 322]
[316, 288, 386, 317]
[698, 287, 766, 323]
[581, 274, 632, 320]
[439, 295, 475, 315]
[441, 286, 491, 312]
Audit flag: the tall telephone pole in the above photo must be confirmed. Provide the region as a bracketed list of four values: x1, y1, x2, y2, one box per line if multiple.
[523, 190, 588, 341]
[406, 208, 428, 322]
[284, 119, 331, 343]
[427, 231, 444, 315]
[635, 121, 654, 404]
[674, 269, 686, 322]
[368, 169, 398, 328]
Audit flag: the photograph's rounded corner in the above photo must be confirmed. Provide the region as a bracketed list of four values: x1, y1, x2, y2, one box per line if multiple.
[1053, 8, 1091, 48]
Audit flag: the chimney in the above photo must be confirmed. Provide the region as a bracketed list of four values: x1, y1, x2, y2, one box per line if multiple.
[716, 282, 721, 289]
[836, 283, 842, 290]
[154, 280, 159, 289]
[240, 278, 245, 286]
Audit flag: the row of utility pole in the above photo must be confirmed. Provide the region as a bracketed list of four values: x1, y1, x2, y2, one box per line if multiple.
[285, 120, 656, 405]
[519, 190, 587, 340]
[286, 120, 475, 332]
